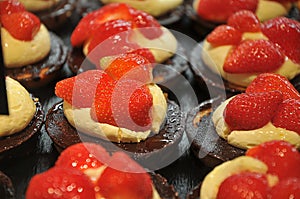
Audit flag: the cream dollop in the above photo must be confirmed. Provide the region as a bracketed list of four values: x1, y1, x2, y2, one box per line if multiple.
[64, 84, 167, 143]
[0, 77, 36, 137]
[1, 24, 51, 68]
[212, 97, 300, 150]
[19, 0, 60, 12]
[100, 0, 183, 17]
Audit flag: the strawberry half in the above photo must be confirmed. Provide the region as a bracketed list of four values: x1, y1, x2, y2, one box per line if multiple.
[55, 143, 110, 172]
[227, 10, 261, 33]
[261, 17, 300, 64]
[223, 39, 285, 73]
[272, 99, 300, 135]
[216, 172, 269, 199]
[0, 0, 25, 15]
[26, 167, 96, 199]
[246, 73, 300, 100]
[96, 151, 153, 199]
[224, 91, 283, 130]
[246, 140, 300, 180]
[206, 25, 242, 46]
[1, 11, 40, 41]
[269, 177, 300, 199]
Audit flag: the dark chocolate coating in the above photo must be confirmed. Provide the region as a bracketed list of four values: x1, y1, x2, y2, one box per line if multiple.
[0, 171, 15, 199]
[186, 183, 201, 199]
[151, 172, 179, 199]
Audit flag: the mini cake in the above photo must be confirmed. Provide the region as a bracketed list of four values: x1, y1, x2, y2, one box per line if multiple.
[187, 140, 300, 199]
[0, 0, 68, 89]
[68, 3, 188, 83]
[190, 10, 300, 92]
[0, 77, 43, 159]
[46, 53, 184, 169]
[186, 73, 300, 167]
[26, 142, 179, 198]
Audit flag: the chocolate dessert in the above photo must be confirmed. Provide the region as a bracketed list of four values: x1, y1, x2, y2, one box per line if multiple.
[0, 171, 15, 199]
[6, 32, 68, 89]
[151, 172, 179, 199]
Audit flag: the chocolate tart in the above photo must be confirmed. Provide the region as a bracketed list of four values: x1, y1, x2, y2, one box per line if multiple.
[0, 96, 44, 160]
[185, 97, 245, 168]
[186, 183, 201, 199]
[5, 32, 68, 89]
[0, 171, 15, 199]
[45, 100, 185, 170]
[151, 172, 179, 199]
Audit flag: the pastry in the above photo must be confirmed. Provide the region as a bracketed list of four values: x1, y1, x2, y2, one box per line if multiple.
[0, 0, 68, 89]
[26, 142, 179, 198]
[187, 140, 300, 199]
[0, 171, 15, 199]
[190, 11, 300, 92]
[68, 2, 188, 83]
[0, 77, 43, 160]
[186, 73, 300, 167]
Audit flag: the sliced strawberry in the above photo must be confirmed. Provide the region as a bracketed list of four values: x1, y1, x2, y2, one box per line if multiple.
[224, 91, 283, 130]
[246, 140, 300, 180]
[197, 0, 258, 22]
[1, 11, 40, 41]
[216, 172, 269, 199]
[26, 167, 96, 199]
[127, 48, 155, 64]
[55, 143, 110, 172]
[269, 177, 300, 199]
[262, 17, 300, 64]
[223, 39, 285, 73]
[272, 99, 300, 134]
[227, 10, 261, 32]
[246, 73, 300, 100]
[206, 25, 242, 46]
[0, 0, 25, 15]
[55, 70, 115, 108]
[104, 53, 153, 82]
[96, 151, 153, 199]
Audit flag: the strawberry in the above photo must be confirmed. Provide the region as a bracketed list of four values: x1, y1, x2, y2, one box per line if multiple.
[0, 0, 25, 15]
[223, 39, 285, 73]
[1, 11, 40, 41]
[224, 91, 283, 130]
[197, 0, 258, 22]
[216, 172, 269, 199]
[55, 70, 115, 108]
[246, 73, 300, 100]
[91, 79, 153, 131]
[269, 177, 300, 199]
[246, 140, 300, 180]
[104, 53, 153, 82]
[206, 25, 242, 46]
[227, 10, 261, 32]
[272, 99, 300, 134]
[55, 143, 110, 172]
[261, 17, 300, 64]
[26, 167, 96, 199]
[127, 48, 155, 63]
[96, 151, 153, 199]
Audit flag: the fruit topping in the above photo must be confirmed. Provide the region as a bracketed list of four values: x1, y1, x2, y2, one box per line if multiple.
[206, 25, 242, 46]
[269, 177, 300, 199]
[223, 39, 285, 73]
[227, 10, 261, 33]
[261, 17, 300, 64]
[0, 0, 25, 15]
[224, 91, 283, 130]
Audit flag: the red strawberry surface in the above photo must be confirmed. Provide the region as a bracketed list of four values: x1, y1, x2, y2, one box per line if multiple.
[272, 99, 300, 135]
[55, 70, 115, 108]
[96, 151, 153, 199]
[127, 48, 155, 63]
[216, 172, 269, 199]
[0, 0, 25, 15]
[224, 91, 283, 130]
[197, 0, 258, 22]
[227, 10, 261, 32]
[269, 177, 300, 199]
[206, 25, 242, 46]
[261, 17, 300, 64]
[223, 39, 285, 73]
[246, 73, 300, 100]
[246, 140, 300, 180]
[55, 143, 110, 172]
[26, 167, 96, 199]
[1, 11, 40, 41]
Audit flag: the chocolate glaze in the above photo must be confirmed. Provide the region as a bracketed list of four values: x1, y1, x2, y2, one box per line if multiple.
[0, 96, 44, 160]
[0, 171, 15, 199]
[186, 183, 201, 199]
[150, 172, 179, 199]
[45, 100, 184, 169]
[5, 32, 68, 89]
[185, 98, 245, 168]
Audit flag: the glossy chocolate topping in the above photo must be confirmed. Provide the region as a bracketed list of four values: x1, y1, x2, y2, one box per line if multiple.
[0, 171, 15, 199]
[151, 172, 179, 199]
